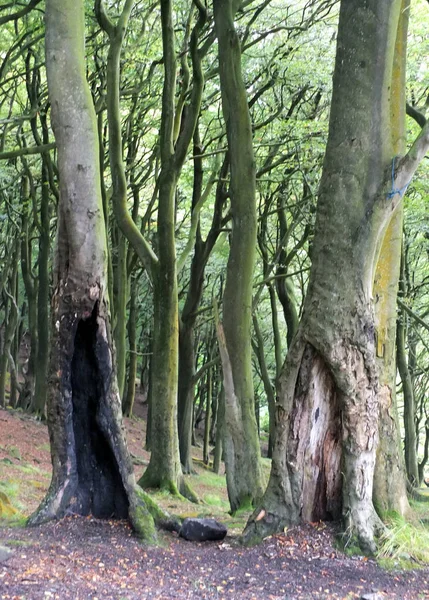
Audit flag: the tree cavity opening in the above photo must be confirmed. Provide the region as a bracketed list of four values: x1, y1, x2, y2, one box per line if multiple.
[71, 303, 128, 519]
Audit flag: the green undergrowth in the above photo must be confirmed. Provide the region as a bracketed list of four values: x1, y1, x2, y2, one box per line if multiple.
[0, 481, 26, 526]
[203, 493, 229, 509]
[190, 466, 227, 489]
[376, 511, 429, 569]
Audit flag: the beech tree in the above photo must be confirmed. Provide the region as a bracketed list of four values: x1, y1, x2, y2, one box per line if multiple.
[213, 0, 265, 512]
[244, 0, 429, 553]
[28, 0, 162, 541]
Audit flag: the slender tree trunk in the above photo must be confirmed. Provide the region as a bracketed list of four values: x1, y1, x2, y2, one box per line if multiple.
[0, 242, 19, 408]
[114, 231, 128, 399]
[32, 161, 51, 416]
[178, 321, 196, 473]
[276, 201, 299, 348]
[123, 275, 138, 417]
[213, 386, 225, 475]
[177, 138, 225, 473]
[19, 177, 37, 410]
[213, 0, 264, 513]
[397, 245, 419, 485]
[252, 313, 276, 458]
[203, 365, 212, 465]
[96, 0, 205, 499]
[139, 0, 205, 501]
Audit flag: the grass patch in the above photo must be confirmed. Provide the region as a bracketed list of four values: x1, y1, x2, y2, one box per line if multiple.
[4, 539, 32, 547]
[15, 463, 48, 476]
[0, 480, 20, 499]
[36, 443, 51, 452]
[0, 514, 27, 528]
[195, 470, 226, 489]
[203, 493, 228, 508]
[377, 512, 429, 568]
[6, 446, 21, 460]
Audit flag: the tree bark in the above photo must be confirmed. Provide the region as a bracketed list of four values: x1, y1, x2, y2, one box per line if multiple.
[123, 274, 138, 417]
[138, 0, 205, 501]
[397, 245, 419, 485]
[372, 0, 410, 514]
[18, 176, 37, 410]
[213, 0, 264, 513]
[28, 0, 163, 541]
[0, 240, 19, 409]
[177, 145, 226, 473]
[32, 161, 51, 416]
[243, 0, 426, 554]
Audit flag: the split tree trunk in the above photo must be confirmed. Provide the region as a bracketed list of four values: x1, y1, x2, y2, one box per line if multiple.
[28, 0, 159, 541]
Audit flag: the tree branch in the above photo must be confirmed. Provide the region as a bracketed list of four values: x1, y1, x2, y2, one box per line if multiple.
[396, 118, 429, 188]
[0, 0, 42, 25]
[398, 298, 429, 335]
[0, 142, 56, 160]
[406, 102, 426, 128]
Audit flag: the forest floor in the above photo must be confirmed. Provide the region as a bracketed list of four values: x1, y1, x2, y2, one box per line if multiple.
[1, 404, 429, 600]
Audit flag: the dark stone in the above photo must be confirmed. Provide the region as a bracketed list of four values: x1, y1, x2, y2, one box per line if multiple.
[179, 518, 227, 542]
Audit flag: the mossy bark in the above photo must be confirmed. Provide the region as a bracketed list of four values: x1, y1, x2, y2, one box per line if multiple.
[397, 246, 419, 485]
[123, 275, 138, 417]
[18, 178, 37, 410]
[243, 0, 419, 554]
[0, 240, 19, 409]
[213, 0, 264, 512]
[139, 0, 205, 500]
[372, 0, 410, 515]
[28, 0, 157, 541]
[32, 161, 50, 416]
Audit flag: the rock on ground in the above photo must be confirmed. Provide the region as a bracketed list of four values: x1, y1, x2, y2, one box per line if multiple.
[179, 517, 227, 542]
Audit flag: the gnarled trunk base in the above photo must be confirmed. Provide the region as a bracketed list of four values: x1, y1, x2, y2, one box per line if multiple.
[243, 336, 383, 554]
[28, 299, 160, 542]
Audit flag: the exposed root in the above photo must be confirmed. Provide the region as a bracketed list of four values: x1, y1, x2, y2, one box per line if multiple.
[342, 504, 386, 555]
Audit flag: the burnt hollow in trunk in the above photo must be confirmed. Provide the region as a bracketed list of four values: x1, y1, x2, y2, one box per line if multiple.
[70, 306, 128, 519]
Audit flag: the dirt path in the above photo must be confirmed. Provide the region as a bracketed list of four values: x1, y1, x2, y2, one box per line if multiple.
[1, 517, 429, 600]
[1, 407, 429, 599]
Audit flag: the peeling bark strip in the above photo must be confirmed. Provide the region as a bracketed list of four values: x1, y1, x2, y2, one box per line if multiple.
[29, 0, 158, 541]
[290, 347, 342, 523]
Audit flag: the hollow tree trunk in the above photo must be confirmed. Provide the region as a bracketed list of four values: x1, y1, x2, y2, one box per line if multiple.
[28, 0, 160, 541]
[243, 0, 426, 554]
